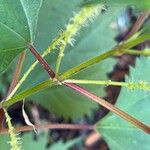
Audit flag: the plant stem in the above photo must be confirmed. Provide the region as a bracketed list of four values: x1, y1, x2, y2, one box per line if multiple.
[55, 4, 104, 75]
[3, 48, 150, 106]
[0, 52, 26, 133]
[3, 80, 56, 108]
[0, 123, 95, 134]
[63, 82, 150, 134]
[59, 48, 150, 80]
[64, 79, 128, 86]
[121, 34, 150, 49]
[4, 109, 21, 150]
[122, 49, 150, 56]
[29, 45, 56, 80]
[64, 79, 150, 91]
[59, 49, 117, 80]
[9, 34, 150, 98]
[124, 11, 150, 41]
[0, 109, 4, 132]
[3, 45, 150, 134]
[7, 51, 26, 98]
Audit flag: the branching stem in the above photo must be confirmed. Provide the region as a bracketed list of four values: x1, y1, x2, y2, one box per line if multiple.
[63, 82, 150, 134]
[2, 45, 150, 134]
[64, 79, 150, 91]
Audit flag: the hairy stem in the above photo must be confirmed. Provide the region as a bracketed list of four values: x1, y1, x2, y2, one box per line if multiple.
[55, 4, 104, 74]
[4, 109, 21, 150]
[0, 123, 95, 134]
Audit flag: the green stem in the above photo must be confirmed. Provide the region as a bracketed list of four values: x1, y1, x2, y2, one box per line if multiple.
[121, 33, 150, 49]
[2, 32, 150, 110]
[59, 49, 117, 80]
[3, 50, 149, 107]
[122, 49, 150, 56]
[7, 34, 150, 100]
[56, 46, 65, 75]
[64, 79, 128, 86]
[64, 79, 150, 91]
[8, 4, 104, 99]
[60, 48, 150, 80]
[55, 4, 104, 75]
[2, 80, 56, 108]
[2, 47, 150, 134]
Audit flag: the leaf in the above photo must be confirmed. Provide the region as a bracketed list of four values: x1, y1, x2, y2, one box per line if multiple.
[0, 134, 10, 150]
[22, 132, 80, 150]
[96, 56, 150, 150]
[0, 0, 42, 74]
[18, 0, 119, 119]
[83, 0, 150, 10]
[0, 132, 47, 150]
[50, 138, 80, 150]
[0, 132, 80, 150]
[21, 132, 47, 150]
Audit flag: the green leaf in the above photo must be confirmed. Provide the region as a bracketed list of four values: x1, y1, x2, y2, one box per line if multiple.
[0, 0, 42, 74]
[83, 0, 150, 10]
[50, 138, 80, 150]
[0, 132, 80, 150]
[96, 56, 150, 150]
[0, 134, 10, 150]
[0, 133, 47, 150]
[18, 0, 119, 119]
[21, 132, 47, 150]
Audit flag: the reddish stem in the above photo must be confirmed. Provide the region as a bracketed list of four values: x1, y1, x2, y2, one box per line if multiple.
[63, 82, 150, 134]
[124, 11, 150, 41]
[0, 51, 26, 133]
[0, 123, 94, 134]
[29, 45, 56, 79]
[7, 51, 26, 96]
[25, 45, 150, 134]
[0, 109, 4, 133]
